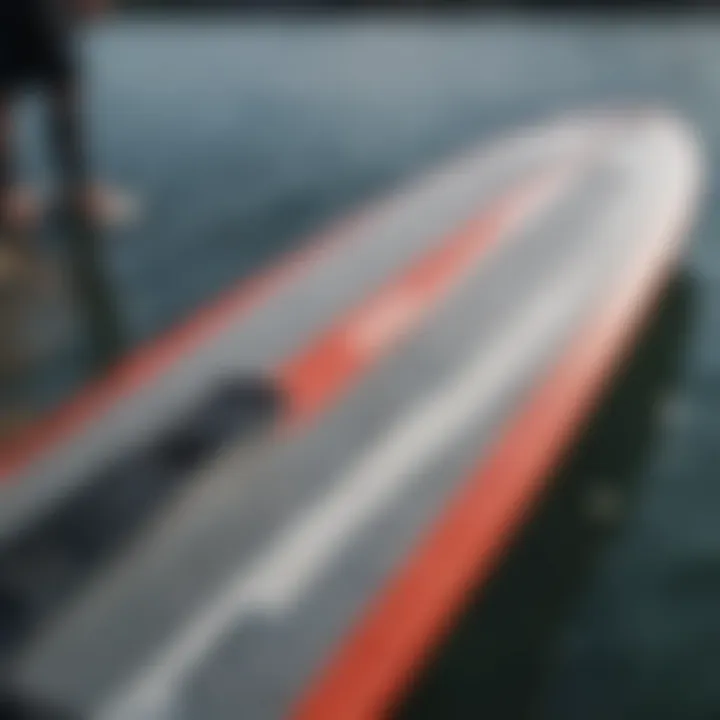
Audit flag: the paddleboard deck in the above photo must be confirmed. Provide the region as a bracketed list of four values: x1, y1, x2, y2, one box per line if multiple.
[0, 109, 704, 720]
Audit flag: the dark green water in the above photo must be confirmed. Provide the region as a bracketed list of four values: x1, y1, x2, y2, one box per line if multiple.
[399, 273, 703, 718]
[15, 18, 720, 718]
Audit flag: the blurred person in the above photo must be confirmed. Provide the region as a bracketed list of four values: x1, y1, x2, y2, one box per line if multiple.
[0, 0, 126, 432]
[0, 0, 121, 233]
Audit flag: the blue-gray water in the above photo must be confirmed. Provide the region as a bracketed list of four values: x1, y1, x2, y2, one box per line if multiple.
[16, 18, 720, 718]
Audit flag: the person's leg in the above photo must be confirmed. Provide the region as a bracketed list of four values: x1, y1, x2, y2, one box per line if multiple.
[48, 79, 89, 210]
[41, 8, 124, 366]
[48, 81, 124, 367]
[0, 96, 39, 233]
[0, 96, 13, 228]
[0, 3, 21, 230]
[48, 78, 129, 227]
[0, 95, 34, 424]
[37, 0, 96, 220]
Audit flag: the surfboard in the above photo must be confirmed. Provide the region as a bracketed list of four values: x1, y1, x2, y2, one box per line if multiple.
[0, 108, 704, 720]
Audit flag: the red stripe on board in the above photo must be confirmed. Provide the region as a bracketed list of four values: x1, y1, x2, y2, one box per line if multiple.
[0, 213, 361, 480]
[291, 191, 696, 720]
[0, 168, 567, 481]
[277, 172, 567, 424]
